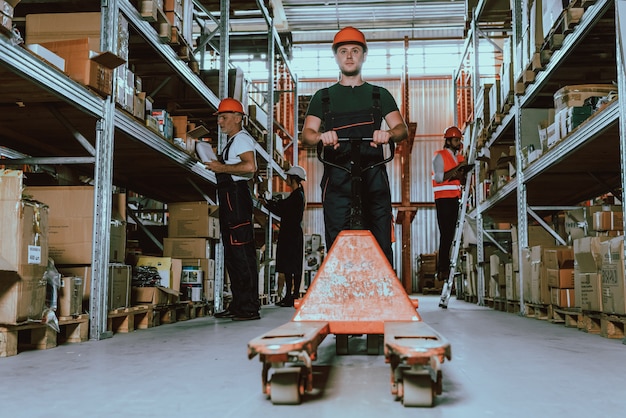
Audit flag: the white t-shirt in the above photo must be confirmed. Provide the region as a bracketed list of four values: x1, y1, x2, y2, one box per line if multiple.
[223, 129, 256, 181]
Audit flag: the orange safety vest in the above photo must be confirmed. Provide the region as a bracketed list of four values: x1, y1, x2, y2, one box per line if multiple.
[432, 149, 465, 199]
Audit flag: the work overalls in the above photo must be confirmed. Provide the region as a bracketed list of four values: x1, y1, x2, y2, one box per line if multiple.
[320, 86, 393, 265]
[216, 133, 260, 315]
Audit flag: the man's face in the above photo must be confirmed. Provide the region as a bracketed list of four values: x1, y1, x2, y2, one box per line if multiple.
[447, 137, 462, 151]
[217, 112, 242, 136]
[334, 44, 366, 76]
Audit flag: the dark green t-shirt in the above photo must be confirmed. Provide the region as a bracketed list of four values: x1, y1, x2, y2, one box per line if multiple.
[306, 82, 399, 123]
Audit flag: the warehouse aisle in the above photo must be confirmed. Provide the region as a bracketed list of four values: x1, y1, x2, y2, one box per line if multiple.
[1, 295, 625, 418]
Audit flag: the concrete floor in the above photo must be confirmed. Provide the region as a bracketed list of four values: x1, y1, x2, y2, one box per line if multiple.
[1, 295, 625, 418]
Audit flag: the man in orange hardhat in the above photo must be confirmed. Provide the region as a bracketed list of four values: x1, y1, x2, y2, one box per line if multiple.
[203, 97, 260, 321]
[301, 26, 408, 265]
[432, 125, 469, 283]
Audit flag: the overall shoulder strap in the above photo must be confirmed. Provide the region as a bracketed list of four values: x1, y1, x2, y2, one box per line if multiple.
[372, 85, 381, 110]
[321, 87, 330, 115]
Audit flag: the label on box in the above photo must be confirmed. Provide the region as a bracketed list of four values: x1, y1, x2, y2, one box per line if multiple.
[28, 245, 42, 264]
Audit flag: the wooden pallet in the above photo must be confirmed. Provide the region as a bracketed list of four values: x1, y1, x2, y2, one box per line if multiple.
[153, 302, 189, 325]
[464, 294, 478, 304]
[421, 287, 443, 295]
[548, 305, 582, 328]
[580, 311, 602, 334]
[525, 303, 549, 320]
[0, 314, 89, 358]
[108, 305, 153, 333]
[492, 297, 507, 312]
[599, 313, 626, 339]
[187, 301, 211, 319]
[139, 0, 172, 43]
[507, 300, 521, 314]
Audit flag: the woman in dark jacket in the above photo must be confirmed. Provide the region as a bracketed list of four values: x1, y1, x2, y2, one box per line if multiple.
[263, 165, 307, 307]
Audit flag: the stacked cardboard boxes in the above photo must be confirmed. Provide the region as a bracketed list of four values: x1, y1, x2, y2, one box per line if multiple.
[0, 170, 49, 324]
[573, 236, 608, 312]
[598, 236, 626, 315]
[25, 186, 130, 313]
[545, 247, 575, 308]
[165, 201, 219, 302]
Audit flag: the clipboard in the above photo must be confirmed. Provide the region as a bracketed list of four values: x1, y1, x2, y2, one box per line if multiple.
[195, 141, 217, 162]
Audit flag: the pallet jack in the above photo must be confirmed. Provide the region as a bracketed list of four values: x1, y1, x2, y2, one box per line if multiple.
[247, 138, 451, 407]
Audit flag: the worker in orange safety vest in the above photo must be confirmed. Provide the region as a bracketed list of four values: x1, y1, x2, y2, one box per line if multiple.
[432, 126, 468, 282]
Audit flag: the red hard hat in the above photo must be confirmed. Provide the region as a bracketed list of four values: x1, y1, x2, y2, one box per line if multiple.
[214, 98, 245, 115]
[443, 126, 462, 139]
[332, 27, 368, 52]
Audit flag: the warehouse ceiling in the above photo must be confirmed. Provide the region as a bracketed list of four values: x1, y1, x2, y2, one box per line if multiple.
[196, 0, 515, 58]
[198, 0, 470, 57]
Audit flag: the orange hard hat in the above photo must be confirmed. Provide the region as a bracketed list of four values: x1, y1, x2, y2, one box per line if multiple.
[332, 27, 368, 52]
[214, 98, 245, 115]
[443, 126, 462, 139]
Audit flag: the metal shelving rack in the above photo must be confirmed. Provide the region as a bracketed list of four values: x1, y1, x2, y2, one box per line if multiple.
[0, 0, 295, 339]
[459, 0, 625, 318]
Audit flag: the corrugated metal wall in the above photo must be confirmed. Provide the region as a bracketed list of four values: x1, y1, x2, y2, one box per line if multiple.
[281, 76, 454, 278]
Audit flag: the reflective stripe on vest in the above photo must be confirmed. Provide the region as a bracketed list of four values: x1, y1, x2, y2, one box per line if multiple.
[432, 149, 463, 199]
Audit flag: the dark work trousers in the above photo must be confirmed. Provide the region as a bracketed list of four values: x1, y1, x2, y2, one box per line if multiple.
[217, 179, 260, 315]
[435, 197, 460, 277]
[322, 164, 393, 265]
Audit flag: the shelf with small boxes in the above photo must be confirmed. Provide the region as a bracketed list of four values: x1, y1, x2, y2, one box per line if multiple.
[0, 0, 218, 343]
[0, 0, 297, 341]
[459, 0, 626, 343]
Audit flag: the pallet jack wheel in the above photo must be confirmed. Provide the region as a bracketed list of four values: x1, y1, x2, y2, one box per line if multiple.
[366, 334, 381, 355]
[336, 335, 349, 355]
[269, 367, 303, 405]
[401, 371, 434, 407]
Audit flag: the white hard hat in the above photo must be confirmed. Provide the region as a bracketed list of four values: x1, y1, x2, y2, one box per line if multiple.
[285, 165, 307, 181]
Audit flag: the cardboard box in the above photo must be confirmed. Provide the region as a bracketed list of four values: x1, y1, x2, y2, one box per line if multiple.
[167, 201, 220, 239]
[551, 288, 575, 308]
[57, 276, 84, 317]
[136, 256, 181, 291]
[575, 270, 602, 312]
[57, 266, 91, 313]
[553, 84, 616, 112]
[573, 236, 611, 274]
[530, 245, 560, 304]
[599, 236, 626, 314]
[132, 286, 179, 305]
[0, 201, 49, 273]
[108, 264, 131, 310]
[1, 170, 49, 274]
[58, 264, 132, 312]
[38, 37, 125, 96]
[543, 247, 574, 270]
[181, 257, 215, 281]
[24, 186, 126, 265]
[505, 263, 518, 300]
[546, 268, 575, 289]
[593, 210, 623, 232]
[0, 265, 47, 324]
[25, 12, 102, 44]
[163, 237, 211, 259]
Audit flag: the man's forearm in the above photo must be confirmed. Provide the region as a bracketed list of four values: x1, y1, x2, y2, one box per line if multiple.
[301, 128, 321, 146]
[388, 123, 408, 143]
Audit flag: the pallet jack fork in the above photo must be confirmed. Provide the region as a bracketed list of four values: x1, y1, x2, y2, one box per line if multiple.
[247, 138, 452, 407]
